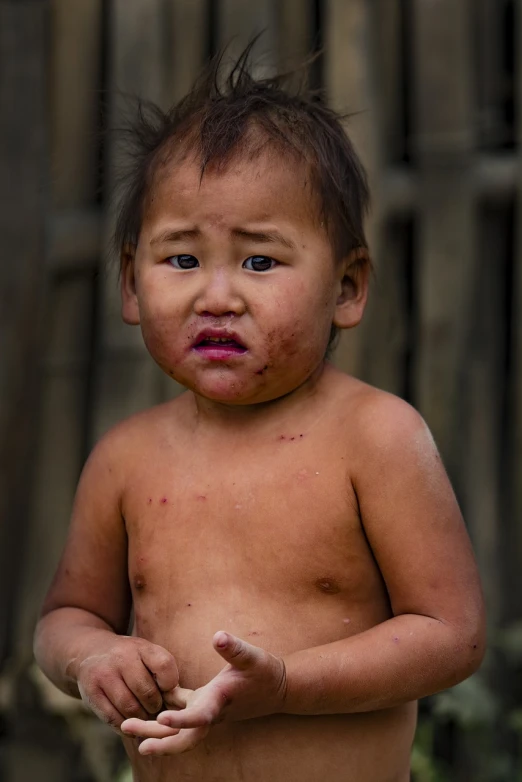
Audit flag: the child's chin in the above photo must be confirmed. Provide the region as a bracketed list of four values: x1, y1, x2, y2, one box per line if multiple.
[196, 383, 255, 405]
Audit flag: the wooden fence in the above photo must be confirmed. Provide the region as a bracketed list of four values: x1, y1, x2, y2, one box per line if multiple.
[1, 0, 521, 779]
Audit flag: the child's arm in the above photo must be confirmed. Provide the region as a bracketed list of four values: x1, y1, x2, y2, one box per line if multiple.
[34, 430, 180, 729]
[281, 395, 486, 714]
[122, 396, 485, 754]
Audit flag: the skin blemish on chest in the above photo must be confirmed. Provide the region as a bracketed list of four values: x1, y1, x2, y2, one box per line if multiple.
[147, 498, 152, 504]
[196, 495, 207, 501]
[160, 497, 168, 504]
[315, 578, 341, 595]
[134, 576, 146, 591]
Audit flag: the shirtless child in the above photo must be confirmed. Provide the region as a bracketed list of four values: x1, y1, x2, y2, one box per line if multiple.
[34, 50, 486, 782]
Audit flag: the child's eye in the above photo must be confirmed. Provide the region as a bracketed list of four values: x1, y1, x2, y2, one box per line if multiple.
[167, 254, 199, 269]
[243, 256, 277, 272]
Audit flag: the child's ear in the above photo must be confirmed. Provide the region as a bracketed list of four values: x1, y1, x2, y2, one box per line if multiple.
[333, 247, 370, 330]
[120, 245, 140, 325]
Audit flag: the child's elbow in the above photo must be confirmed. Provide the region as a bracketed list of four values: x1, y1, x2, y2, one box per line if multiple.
[452, 611, 487, 682]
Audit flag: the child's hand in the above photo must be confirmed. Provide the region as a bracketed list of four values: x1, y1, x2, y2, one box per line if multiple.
[121, 631, 287, 755]
[76, 636, 181, 730]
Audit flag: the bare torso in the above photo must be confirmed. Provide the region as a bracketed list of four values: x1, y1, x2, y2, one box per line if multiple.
[122, 370, 417, 781]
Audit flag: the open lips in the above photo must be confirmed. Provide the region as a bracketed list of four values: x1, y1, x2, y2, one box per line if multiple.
[193, 331, 247, 357]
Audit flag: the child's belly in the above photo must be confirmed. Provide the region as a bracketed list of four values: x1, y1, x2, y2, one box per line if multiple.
[127, 594, 417, 782]
[124, 708, 417, 782]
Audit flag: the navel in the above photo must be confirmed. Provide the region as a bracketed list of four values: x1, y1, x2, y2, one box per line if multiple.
[315, 578, 341, 595]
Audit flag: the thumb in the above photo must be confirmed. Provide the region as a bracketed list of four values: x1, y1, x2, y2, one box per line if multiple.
[213, 632, 263, 670]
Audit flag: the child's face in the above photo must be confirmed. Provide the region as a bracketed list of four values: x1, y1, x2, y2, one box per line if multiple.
[122, 151, 357, 405]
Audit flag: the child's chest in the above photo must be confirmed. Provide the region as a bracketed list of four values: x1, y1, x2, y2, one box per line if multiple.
[124, 431, 386, 617]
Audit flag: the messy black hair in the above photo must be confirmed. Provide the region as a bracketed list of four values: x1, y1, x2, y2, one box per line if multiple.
[114, 41, 370, 263]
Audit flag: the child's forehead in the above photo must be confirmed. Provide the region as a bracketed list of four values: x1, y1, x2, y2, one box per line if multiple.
[145, 147, 323, 226]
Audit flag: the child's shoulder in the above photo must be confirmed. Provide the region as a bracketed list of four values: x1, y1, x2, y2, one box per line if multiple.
[331, 369, 433, 454]
[87, 393, 190, 465]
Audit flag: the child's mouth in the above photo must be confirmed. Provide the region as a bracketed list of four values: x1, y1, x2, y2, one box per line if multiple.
[193, 335, 247, 359]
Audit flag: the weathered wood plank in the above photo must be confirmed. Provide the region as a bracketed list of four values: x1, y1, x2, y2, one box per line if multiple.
[507, 0, 522, 620]
[217, 0, 278, 73]
[323, 0, 377, 380]
[7, 4, 108, 779]
[0, 0, 49, 666]
[476, 0, 510, 148]
[51, 0, 102, 208]
[13, 0, 103, 659]
[93, 0, 170, 440]
[411, 0, 476, 493]
[276, 0, 313, 67]
[13, 275, 94, 657]
[463, 206, 507, 626]
[324, 0, 407, 396]
[356, 0, 407, 395]
[164, 0, 208, 104]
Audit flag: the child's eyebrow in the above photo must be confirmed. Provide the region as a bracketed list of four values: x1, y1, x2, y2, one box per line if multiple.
[149, 226, 296, 250]
[150, 228, 200, 245]
[231, 228, 296, 250]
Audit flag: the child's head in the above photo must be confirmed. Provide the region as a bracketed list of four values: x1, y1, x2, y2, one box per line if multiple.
[117, 45, 371, 406]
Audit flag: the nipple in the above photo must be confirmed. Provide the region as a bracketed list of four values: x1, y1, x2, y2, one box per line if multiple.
[315, 578, 341, 595]
[134, 576, 146, 591]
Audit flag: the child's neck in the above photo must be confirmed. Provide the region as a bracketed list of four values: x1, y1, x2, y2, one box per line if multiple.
[188, 361, 331, 436]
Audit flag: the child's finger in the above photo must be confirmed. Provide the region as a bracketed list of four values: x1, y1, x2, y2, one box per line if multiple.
[139, 644, 179, 694]
[82, 688, 126, 731]
[138, 726, 210, 756]
[121, 667, 164, 715]
[213, 631, 263, 670]
[121, 717, 180, 739]
[156, 695, 222, 729]
[162, 684, 193, 710]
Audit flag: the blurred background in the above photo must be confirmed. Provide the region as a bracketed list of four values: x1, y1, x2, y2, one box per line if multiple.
[1, 0, 521, 779]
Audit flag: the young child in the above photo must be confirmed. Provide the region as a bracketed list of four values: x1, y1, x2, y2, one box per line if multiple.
[34, 47, 485, 782]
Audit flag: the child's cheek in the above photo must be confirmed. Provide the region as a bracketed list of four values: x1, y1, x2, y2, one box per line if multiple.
[139, 312, 185, 370]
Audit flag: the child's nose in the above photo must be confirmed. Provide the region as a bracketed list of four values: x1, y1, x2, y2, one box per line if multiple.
[193, 269, 246, 317]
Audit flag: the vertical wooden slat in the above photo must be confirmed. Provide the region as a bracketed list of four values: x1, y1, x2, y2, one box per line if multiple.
[509, 0, 522, 620]
[51, 0, 102, 208]
[0, 5, 51, 779]
[411, 0, 475, 493]
[476, 0, 509, 148]
[93, 0, 170, 441]
[13, 0, 104, 659]
[164, 0, 208, 104]
[357, 0, 408, 395]
[276, 0, 314, 66]
[410, 1, 482, 769]
[6, 3, 109, 780]
[463, 208, 507, 626]
[0, 0, 49, 665]
[14, 277, 95, 655]
[217, 0, 278, 71]
[323, 0, 377, 380]
[324, 0, 407, 396]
